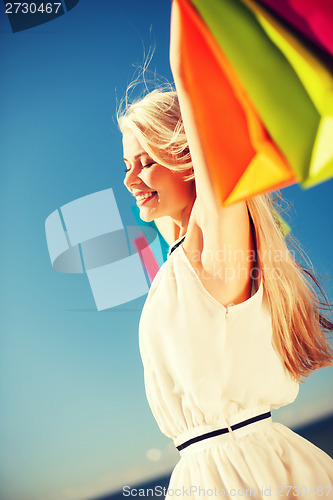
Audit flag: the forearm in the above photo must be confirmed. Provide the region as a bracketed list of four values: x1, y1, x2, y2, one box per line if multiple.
[170, 0, 223, 212]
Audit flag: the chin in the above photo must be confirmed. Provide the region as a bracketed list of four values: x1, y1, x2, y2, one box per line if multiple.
[139, 212, 154, 223]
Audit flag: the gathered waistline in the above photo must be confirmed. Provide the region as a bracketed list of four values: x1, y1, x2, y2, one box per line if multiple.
[176, 411, 271, 451]
[173, 408, 273, 457]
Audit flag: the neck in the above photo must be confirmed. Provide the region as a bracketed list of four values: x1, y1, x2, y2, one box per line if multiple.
[172, 208, 191, 241]
[172, 185, 196, 241]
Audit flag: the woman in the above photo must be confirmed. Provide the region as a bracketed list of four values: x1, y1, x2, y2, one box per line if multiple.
[118, 2, 333, 497]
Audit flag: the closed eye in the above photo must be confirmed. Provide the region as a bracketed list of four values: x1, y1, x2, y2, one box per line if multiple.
[124, 162, 155, 173]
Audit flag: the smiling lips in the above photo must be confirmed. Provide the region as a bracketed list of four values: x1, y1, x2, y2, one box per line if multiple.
[135, 191, 158, 206]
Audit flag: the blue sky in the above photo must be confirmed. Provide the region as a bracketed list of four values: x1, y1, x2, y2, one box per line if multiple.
[0, 2, 332, 500]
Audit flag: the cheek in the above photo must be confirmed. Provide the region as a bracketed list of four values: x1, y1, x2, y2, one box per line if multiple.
[173, 177, 188, 195]
[145, 170, 158, 185]
[143, 168, 168, 188]
[173, 180, 195, 205]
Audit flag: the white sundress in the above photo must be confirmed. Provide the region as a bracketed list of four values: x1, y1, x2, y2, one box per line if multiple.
[138, 234, 333, 499]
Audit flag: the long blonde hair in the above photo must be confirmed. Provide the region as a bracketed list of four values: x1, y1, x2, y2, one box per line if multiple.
[118, 87, 194, 182]
[117, 88, 333, 382]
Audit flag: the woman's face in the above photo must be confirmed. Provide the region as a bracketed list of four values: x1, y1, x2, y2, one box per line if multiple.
[122, 129, 195, 223]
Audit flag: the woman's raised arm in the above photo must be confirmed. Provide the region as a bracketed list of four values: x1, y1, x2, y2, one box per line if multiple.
[170, 0, 222, 214]
[169, 0, 254, 305]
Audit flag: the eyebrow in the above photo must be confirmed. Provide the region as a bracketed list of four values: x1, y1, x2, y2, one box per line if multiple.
[123, 152, 149, 162]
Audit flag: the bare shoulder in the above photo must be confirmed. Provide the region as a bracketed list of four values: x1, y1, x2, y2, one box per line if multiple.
[197, 198, 253, 265]
[184, 198, 255, 307]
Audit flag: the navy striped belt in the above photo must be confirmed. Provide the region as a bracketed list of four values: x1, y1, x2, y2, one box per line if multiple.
[176, 411, 271, 451]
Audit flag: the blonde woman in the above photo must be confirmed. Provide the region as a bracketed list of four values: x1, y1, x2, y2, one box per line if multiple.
[118, 2, 333, 497]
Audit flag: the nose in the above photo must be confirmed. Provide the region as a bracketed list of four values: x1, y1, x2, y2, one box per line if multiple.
[123, 165, 142, 192]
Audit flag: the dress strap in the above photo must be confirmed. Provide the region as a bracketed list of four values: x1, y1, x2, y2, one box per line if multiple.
[168, 234, 186, 257]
